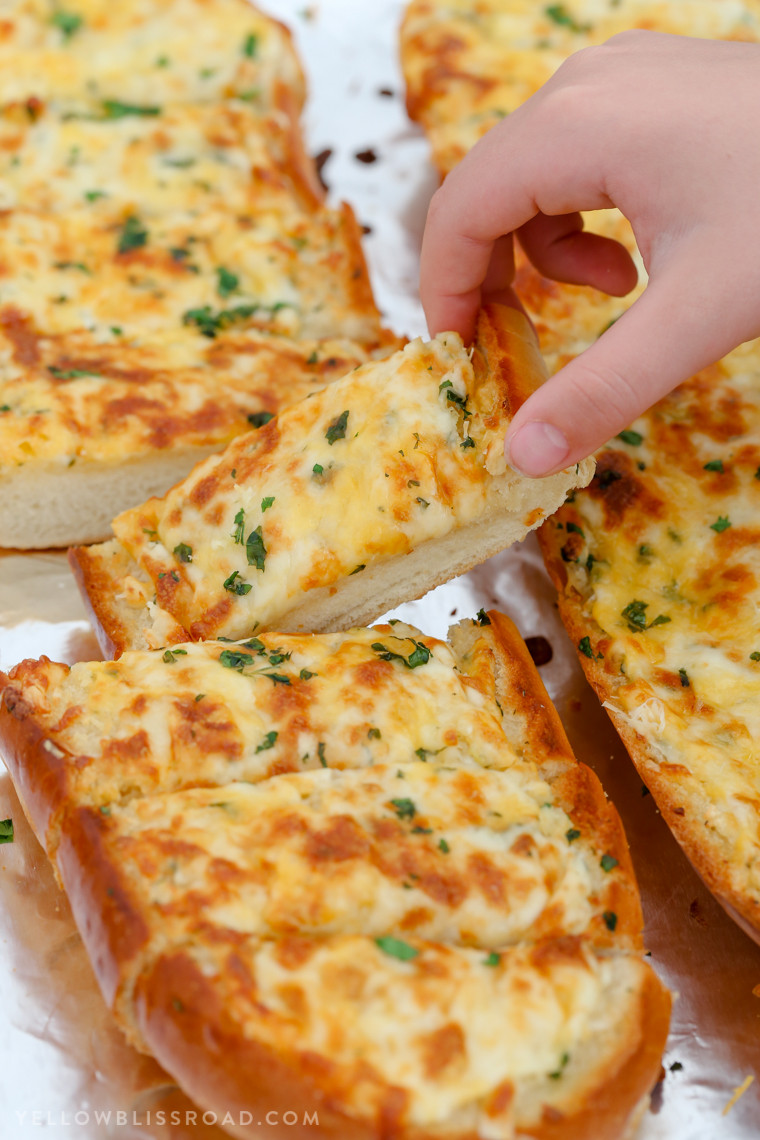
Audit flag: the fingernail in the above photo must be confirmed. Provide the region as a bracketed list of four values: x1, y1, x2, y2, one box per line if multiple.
[505, 421, 570, 477]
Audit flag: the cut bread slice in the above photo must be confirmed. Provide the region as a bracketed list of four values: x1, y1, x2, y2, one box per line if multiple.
[0, 612, 670, 1137]
[69, 305, 595, 656]
[0, 324, 398, 548]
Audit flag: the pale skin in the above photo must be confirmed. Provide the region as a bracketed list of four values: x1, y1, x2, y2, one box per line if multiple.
[420, 31, 760, 477]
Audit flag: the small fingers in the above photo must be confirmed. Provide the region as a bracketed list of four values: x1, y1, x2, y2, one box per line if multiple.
[517, 213, 639, 296]
[504, 253, 753, 476]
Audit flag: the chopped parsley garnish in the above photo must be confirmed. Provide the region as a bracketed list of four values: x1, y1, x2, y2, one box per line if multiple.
[219, 649, 256, 671]
[84, 189, 106, 202]
[162, 648, 188, 664]
[678, 668, 690, 687]
[51, 10, 82, 39]
[350, 564, 365, 574]
[476, 609, 491, 626]
[306, 350, 319, 365]
[267, 673, 291, 686]
[600, 854, 619, 873]
[117, 214, 148, 255]
[703, 459, 724, 473]
[375, 936, 418, 961]
[549, 1052, 570, 1079]
[223, 570, 252, 595]
[371, 639, 431, 669]
[216, 266, 239, 298]
[755, 467, 760, 481]
[461, 436, 475, 449]
[617, 429, 643, 446]
[54, 260, 91, 274]
[710, 516, 731, 533]
[621, 599, 650, 631]
[325, 409, 349, 444]
[415, 747, 429, 761]
[638, 544, 654, 561]
[232, 508, 245, 544]
[261, 496, 275, 512]
[444, 388, 471, 417]
[48, 366, 101, 380]
[416, 497, 429, 508]
[0, 818, 14, 844]
[368, 727, 381, 739]
[248, 410, 274, 429]
[102, 101, 161, 119]
[603, 911, 618, 932]
[566, 522, 584, 537]
[194, 693, 205, 702]
[183, 303, 268, 337]
[255, 731, 278, 754]
[566, 827, 581, 842]
[578, 636, 594, 658]
[750, 652, 760, 662]
[649, 614, 671, 627]
[438, 838, 450, 854]
[243, 32, 259, 56]
[317, 742, 327, 767]
[407, 479, 420, 487]
[670, 1061, 684, 1072]
[545, 4, 590, 32]
[245, 526, 267, 570]
[173, 543, 193, 563]
[299, 668, 317, 680]
[483, 952, 501, 967]
[312, 463, 324, 476]
[390, 798, 416, 820]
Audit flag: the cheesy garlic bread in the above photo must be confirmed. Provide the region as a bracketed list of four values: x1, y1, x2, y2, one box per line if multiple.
[401, 0, 760, 939]
[0, 612, 671, 1139]
[0, 0, 397, 548]
[69, 305, 595, 656]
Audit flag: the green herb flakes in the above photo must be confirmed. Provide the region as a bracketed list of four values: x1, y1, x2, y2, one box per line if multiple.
[325, 410, 349, 444]
[261, 496, 275, 512]
[162, 648, 188, 664]
[299, 668, 317, 680]
[243, 32, 259, 56]
[51, 10, 83, 39]
[603, 911, 618, 932]
[710, 516, 731, 533]
[245, 526, 267, 570]
[219, 649, 255, 671]
[371, 639, 431, 669]
[703, 459, 724, 473]
[0, 818, 14, 844]
[617, 429, 643, 447]
[223, 570, 252, 596]
[173, 543, 192, 563]
[117, 214, 148, 255]
[476, 609, 491, 626]
[621, 599, 649, 631]
[566, 522, 584, 537]
[578, 636, 594, 658]
[350, 564, 365, 575]
[390, 798, 416, 820]
[750, 652, 760, 662]
[566, 827, 581, 842]
[438, 838, 450, 854]
[256, 731, 278, 754]
[247, 411, 274, 429]
[549, 1052, 570, 1079]
[600, 854, 619, 873]
[483, 951, 501, 967]
[368, 727, 381, 739]
[312, 463, 324, 476]
[232, 508, 245, 544]
[375, 936, 418, 961]
[102, 101, 161, 119]
[48, 366, 101, 380]
[678, 668, 690, 688]
[216, 266, 239, 298]
[461, 436, 475, 449]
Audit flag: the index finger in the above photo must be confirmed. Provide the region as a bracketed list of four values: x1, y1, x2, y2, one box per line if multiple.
[419, 87, 616, 339]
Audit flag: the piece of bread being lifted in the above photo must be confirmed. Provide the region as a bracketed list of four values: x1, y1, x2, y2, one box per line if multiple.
[70, 304, 594, 657]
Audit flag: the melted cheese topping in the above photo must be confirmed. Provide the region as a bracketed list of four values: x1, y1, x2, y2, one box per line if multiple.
[0, 101, 320, 217]
[109, 328, 588, 641]
[163, 933, 648, 1134]
[6, 619, 641, 1134]
[0, 205, 380, 344]
[402, 0, 760, 173]
[550, 345, 760, 900]
[0, 0, 304, 110]
[0, 328, 381, 466]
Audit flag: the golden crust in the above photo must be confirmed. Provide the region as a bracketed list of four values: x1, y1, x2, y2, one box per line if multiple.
[70, 305, 594, 653]
[0, 615, 668, 1138]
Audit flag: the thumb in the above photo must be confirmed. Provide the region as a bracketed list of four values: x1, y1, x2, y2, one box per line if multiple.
[504, 259, 751, 476]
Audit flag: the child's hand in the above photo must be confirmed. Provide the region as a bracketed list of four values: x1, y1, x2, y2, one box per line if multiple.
[419, 31, 760, 476]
